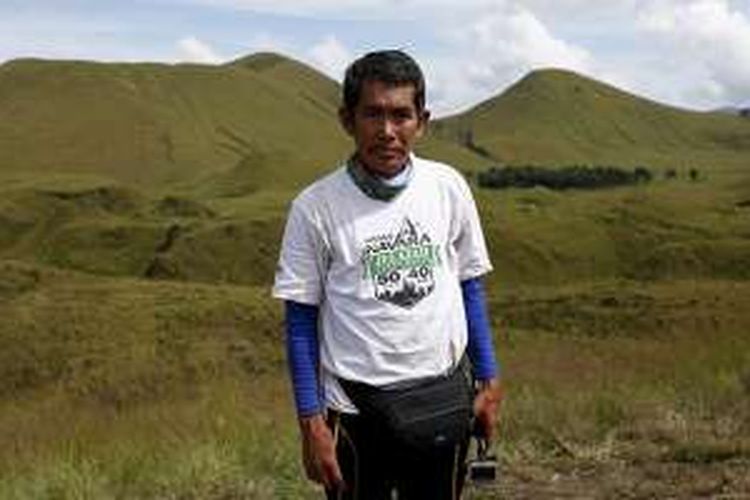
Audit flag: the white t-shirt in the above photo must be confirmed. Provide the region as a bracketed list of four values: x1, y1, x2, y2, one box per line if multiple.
[272, 154, 493, 412]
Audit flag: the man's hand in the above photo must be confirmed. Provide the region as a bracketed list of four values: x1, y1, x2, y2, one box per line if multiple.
[473, 378, 502, 441]
[299, 414, 344, 491]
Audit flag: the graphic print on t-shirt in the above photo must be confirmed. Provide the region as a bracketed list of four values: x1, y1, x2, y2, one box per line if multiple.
[361, 217, 442, 308]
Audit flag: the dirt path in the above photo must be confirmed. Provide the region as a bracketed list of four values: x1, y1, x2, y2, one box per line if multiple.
[465, 459, 750, 499]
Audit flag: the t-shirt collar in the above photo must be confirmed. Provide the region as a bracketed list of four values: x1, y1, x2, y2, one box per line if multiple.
[346, 154, 414, 201]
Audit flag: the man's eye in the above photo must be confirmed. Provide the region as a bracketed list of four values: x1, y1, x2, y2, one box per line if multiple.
[392, 110, 415, 121]
[363, 109, 383, 119]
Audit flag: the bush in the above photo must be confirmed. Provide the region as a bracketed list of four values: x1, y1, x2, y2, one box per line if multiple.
[477, 164, 654, 190]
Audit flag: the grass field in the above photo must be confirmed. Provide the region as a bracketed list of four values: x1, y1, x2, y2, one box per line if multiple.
[1, 54, 749, 498]
[1, 168, 749, 498]
[1, 268, 748, 498]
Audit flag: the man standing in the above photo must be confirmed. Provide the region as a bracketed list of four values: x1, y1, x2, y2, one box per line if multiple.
[273, 50, 501, 499]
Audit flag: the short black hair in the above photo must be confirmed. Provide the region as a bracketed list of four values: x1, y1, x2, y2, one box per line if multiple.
[342, 50, 426, 113]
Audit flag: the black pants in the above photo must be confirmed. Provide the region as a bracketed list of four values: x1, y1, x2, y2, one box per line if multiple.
[325, 410, 470, 500]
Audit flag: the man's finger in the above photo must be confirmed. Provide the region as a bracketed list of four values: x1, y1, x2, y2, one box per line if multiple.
[322, 457, 345, 490]
[303, 460, 323, 484]
[481, 412, 494, 440]
[474, 394, 497, 441]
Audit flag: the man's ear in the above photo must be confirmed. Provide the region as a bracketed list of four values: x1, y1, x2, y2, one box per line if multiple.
[416, 109, 431, 138]
[339, 107, 355, 136]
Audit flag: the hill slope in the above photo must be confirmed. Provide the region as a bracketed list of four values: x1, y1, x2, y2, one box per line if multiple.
[5, 58, 746, 189]
[433, 68, 750, 170]
[0, 53, 350, 189]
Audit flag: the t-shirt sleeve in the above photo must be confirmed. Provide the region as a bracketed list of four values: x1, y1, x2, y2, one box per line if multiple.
[272, 197, 329, 305]
[453, 174, 493, 281]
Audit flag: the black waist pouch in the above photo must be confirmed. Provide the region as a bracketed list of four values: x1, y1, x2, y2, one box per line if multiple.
[339, 357, 474, 452]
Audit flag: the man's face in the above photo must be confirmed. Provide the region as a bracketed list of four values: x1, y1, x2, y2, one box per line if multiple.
[341, 80, 429, 177]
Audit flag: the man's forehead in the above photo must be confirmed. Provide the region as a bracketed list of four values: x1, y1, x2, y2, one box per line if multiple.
[359, 80, 417, 105]
[361, 79, 417, 92]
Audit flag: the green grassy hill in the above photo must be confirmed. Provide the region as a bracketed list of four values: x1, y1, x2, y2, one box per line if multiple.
[4, 57, 747, 191]
[432, 68, 750, 171]
[1, 57, 750, 498]
[0, 51, 484, 193]
[0, 53, 350, 189]
[1, 58, 748, 287]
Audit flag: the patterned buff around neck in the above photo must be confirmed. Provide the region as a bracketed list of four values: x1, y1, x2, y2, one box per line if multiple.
[346, 156, 413, 201]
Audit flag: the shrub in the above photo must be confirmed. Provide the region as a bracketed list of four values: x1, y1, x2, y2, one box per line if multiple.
[477, 164, 654, 190]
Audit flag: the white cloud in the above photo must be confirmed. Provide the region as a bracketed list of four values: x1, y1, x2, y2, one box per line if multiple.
[2, 0, 749, 112]
[245, 32, 289, 53]
[306, 35, 351, 81]
[176, 36, 223, 64]
[423, 0, 750, 114]
[428, 3, 594, 115]
[189, 0, 391, 18]
[188, 0, 640, 22]
[637, 0, 750, 103]
[0, 9, 165, 64]
[477, 6, 591, 71]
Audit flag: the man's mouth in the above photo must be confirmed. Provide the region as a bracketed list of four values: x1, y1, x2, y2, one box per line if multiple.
[373, 147, 403, 157]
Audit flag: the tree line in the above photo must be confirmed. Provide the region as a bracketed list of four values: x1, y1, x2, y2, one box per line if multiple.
[474, 164, 701, 190]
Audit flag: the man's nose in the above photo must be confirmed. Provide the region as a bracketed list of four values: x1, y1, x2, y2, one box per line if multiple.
[378, 117, 397, 139]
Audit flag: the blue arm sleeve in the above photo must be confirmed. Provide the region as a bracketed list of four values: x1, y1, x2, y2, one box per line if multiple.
[285, 300, 322, 417]
[461, 277, 499, 380]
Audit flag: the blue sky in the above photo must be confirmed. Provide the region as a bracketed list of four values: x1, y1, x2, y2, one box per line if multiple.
[1, 0, 749, 116]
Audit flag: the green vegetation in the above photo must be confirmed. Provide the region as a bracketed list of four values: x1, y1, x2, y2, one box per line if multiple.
[477, 164, 653, 190]
[432, 68, 750, 171]
[0, 54, 350, 189]
[0, 54, 749, 498]
[2, 263, 748, 498]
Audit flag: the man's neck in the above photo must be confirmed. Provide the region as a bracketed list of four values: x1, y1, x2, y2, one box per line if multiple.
[356, 155, 408, 180]
[347, 155, 414, 201]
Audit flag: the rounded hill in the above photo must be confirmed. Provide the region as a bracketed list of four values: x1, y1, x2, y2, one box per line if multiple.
[433, 68, 750, 169]
[0, 54, 350, 190]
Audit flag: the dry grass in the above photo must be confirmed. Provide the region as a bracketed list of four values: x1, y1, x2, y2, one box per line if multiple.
[1, 272, 749, 499]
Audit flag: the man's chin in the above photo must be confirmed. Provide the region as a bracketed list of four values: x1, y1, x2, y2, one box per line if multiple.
[362, 155, 406, 177]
